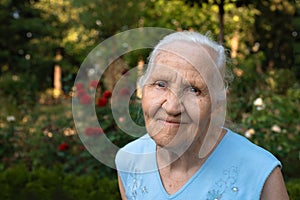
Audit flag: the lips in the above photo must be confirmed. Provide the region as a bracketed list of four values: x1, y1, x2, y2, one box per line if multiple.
[157, 117, 187, 126]
[165, 119, 180, 124]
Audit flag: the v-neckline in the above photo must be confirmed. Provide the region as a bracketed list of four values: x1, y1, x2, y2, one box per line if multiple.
[154, 129, 230, 198]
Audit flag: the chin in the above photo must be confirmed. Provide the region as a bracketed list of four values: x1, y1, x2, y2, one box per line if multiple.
[150, 133, 173, 147]
[152, 132, 194, 153]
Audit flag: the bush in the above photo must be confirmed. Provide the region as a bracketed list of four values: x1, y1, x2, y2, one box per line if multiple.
[0, 165, 120, 200]
[0, 165, 299, 200]
[286, 179, 300, 200]
[227, 61, 300, 179]
[0, 73, 39, 109]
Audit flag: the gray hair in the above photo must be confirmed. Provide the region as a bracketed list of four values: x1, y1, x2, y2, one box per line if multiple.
[139, 31, 231, 88]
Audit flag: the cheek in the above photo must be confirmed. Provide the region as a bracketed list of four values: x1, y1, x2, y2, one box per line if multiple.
[141, 91, 165, 137]
[184, 98, 211, 123]
[141, 87, 163, 119]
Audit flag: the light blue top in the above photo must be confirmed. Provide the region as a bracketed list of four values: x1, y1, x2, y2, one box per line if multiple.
[115, 129, 281, 200]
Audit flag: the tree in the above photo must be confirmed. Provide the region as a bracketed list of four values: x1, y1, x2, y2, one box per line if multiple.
[251, 0, 297, 71]
[0, 0, 58, 89]
[183, 0, 233, 43]
[70, 0, 147, 90]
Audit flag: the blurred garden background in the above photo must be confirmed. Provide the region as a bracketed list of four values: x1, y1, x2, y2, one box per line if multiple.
[0, 0, 300, 199]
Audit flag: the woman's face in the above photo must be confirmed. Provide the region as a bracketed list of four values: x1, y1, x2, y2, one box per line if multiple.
[142, 45, 213, 151]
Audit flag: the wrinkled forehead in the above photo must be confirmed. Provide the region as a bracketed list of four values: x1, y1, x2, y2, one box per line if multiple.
[153, 40, 219, 79]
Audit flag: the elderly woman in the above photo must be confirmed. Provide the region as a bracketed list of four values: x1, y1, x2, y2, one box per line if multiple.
[115, 31, 289, 199]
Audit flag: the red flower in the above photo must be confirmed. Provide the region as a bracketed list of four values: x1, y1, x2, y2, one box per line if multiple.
[76, 88, 86, 98]
[89, 80, 99, 89]
[75, 83, 85, 90]
[80, 94, 92, 104]
[102, 90, 112, 98]
[58, 143, 69, 151]
[97, 97, 108, 107]
[94, 127, 104, 135]
[78, 145, 86, 151]
[84, 127, 94, 135]
[84, 127, 104, 136]
[120, 87, 130, 96]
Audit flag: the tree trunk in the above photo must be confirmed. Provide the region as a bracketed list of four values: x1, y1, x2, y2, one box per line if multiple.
[218, 0, 225, 44]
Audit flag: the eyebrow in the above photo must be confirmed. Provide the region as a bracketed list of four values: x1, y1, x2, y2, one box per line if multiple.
[186, 79, 207, 90]
[184, 71, 207, 86]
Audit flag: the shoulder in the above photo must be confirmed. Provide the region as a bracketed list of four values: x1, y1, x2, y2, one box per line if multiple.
[116, 135, 162, 199]
[224, 129, 280, 165]
[115, 134, 157, 173]
[119, 134, 155, 153]
[220, 129, 282, 198]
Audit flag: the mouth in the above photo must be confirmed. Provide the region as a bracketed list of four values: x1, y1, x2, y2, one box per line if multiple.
[157, 118, 186, 126]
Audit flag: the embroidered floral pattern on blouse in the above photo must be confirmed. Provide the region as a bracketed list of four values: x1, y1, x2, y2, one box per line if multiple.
[127, 170, 148, 200]
[206, 166, 239, 200]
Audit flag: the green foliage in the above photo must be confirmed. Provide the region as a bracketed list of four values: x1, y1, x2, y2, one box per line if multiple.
[0, 165, 120, 200]
[0, 73, 38, 109]
[0, 0, 299, 196]
[76, 0, 145, 39]
[1, 0, 298, 103]
[144, 0, 219, 34]
[286, 179, 300, 200]
[251, 0, 297, 70]
[0, 98, 114, 177]
[0, 81, 143, 177]
[0, 165, 299, 200]
[0, 0, 58, 89]
[227, 54, 300, 179]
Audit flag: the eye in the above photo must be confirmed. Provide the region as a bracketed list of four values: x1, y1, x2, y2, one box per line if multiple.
[188, 86, 201, 95]
[155, 81, 167, 88]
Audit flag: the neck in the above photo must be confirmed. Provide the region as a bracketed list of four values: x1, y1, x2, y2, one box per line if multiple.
[156, 138, 203, 173]
[156, 128, 226, 173]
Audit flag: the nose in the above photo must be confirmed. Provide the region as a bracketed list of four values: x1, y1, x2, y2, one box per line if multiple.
[161, 91, 183, 116]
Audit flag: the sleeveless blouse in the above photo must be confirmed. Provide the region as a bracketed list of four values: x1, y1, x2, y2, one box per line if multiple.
[115, 129, 281, 200]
